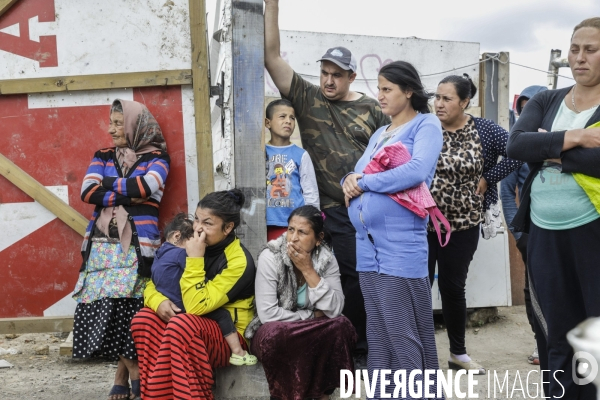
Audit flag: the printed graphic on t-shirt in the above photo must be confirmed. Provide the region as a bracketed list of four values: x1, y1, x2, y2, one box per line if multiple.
[266, 154, 296, 208]
[538, 161, 563, 184]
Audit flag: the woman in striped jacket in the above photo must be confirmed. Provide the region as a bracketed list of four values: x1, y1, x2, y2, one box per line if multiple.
[72, 99, 169, 400]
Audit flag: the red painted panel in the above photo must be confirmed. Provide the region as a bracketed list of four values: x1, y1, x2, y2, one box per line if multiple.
[0, 86, 188, 317]
[133, 87, 190, 221]
[1, 220, 82, 317]
[0, 0, 58, 67]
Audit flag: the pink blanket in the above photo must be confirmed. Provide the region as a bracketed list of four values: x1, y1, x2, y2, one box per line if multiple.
[363, 141, 451, 246]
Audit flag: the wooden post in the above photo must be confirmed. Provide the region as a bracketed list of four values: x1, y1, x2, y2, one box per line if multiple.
[479, 54, 486, 118]
[0, 154, 88, 236]
[480, 52, 510, 128]
[481, 52, 522, 305]
[0, 0, 18, 18]
[190, 0, 215, 199]
[497, 52, 510, 130]
[231, 0, 266, 256]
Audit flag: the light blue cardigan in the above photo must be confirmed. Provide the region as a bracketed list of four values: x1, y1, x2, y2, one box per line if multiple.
[342, 113, 443, 278]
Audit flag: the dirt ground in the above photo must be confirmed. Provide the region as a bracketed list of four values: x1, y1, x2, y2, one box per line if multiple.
[0, 305, 541, 400]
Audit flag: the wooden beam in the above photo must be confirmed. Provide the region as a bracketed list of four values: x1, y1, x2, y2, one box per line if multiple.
[0, 154, 88, 236]
[0, 69, 192, 95]
[0, 0, 18, 18]
[189, 0, 214, 198]
[232, 0, 266, 256]
[59, 331, 73, 356]
[0, 316, 73, 334]
[479, 55, 486, 117]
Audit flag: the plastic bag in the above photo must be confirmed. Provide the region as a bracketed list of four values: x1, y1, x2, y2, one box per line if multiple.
[482, 203, 502, 239]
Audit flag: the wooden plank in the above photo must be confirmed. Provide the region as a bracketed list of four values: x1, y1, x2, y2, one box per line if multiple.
[189, 0, 214, 198]
[59, 331, 73, 356]
[231, 0, 266, 256]
[479, 55, 486, 116]
[0, 153, 88, 236]
[0, 316, 73, 334]
[465, 106, 481, 118]
[0, 69, 192, 95]
[0, 0, 18, 18]
[508, 232, 525, 305]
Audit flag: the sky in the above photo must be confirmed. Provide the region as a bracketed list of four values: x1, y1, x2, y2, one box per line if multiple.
[206, 0, 598, 105]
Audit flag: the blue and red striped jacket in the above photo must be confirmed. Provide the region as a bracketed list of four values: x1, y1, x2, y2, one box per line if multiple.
[80, 148, 170, 277]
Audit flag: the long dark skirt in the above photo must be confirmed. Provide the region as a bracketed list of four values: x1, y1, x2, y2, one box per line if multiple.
[251, 316, 356, 400]
[73, 297, 143, 361]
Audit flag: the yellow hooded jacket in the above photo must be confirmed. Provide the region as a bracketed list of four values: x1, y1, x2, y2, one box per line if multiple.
[144, 236, 255, 338]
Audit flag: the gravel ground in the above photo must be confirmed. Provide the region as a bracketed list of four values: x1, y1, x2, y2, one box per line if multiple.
[0, 305, 542, 399]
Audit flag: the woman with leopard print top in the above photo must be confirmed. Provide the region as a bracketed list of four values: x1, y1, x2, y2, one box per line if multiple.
[428, 74, 523, 375]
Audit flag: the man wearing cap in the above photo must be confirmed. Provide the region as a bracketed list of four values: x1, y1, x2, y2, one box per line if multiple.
[264, 0, 389, 367]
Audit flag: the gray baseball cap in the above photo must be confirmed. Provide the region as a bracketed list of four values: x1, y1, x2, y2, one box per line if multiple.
[317, 47, 357, 72]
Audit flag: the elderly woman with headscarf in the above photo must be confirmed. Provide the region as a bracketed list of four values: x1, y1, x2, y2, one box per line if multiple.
[72, 99, 169, 400]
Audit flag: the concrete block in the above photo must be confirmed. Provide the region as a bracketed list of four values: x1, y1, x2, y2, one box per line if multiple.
[214, 362, 270, 399]
[213, 364, 361, 400]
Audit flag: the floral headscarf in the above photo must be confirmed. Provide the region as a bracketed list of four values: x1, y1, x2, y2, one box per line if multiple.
[113, 99, 167, 175]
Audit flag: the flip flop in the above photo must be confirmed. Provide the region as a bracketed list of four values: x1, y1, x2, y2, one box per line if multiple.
[130, 379, 141, 400]
[108, 384, 130, 400]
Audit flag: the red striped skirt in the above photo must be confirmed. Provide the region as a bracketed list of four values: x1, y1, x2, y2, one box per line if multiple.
[131, 308, 248, 400]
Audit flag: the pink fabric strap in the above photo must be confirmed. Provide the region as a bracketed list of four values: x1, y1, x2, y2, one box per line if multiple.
[428, 206, 451, 247]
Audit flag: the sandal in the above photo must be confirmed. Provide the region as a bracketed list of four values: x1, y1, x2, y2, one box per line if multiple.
[130, 379, 141, 400]
[108, 384, 130, 400]
[528, 347, 540, 365]
[229, 351, 258, 366]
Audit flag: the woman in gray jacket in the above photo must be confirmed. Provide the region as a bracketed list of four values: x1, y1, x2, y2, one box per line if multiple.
[245, 205, 356, 400]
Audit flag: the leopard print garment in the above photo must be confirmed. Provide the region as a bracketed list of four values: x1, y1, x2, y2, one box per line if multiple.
[429, 117, 484, 232]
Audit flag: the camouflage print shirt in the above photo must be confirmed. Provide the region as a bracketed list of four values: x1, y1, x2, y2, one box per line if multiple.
[283, 72, 389, 208]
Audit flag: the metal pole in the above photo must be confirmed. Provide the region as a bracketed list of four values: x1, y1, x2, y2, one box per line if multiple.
[231, 0, 266, 256]
[547, 49, 569, 90]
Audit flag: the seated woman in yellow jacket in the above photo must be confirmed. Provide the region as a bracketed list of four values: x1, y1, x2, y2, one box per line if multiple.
[131, 189, 255, 399]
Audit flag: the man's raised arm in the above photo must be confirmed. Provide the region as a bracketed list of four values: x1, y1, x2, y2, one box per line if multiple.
[264, 0, 294, 97]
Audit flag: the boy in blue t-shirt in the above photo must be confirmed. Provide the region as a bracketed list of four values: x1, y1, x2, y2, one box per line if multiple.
[265, 99, 319, 241]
